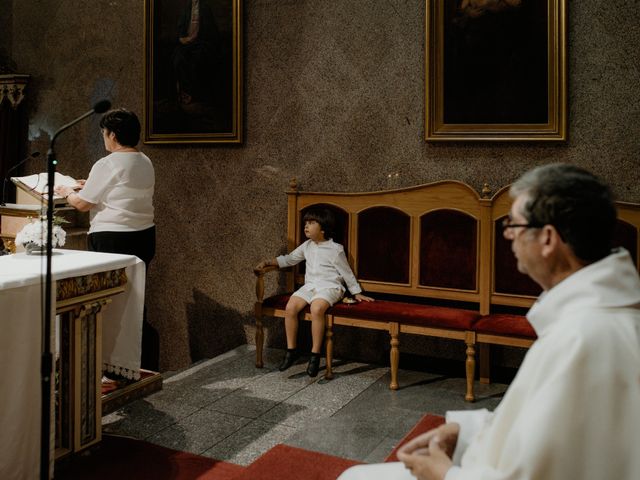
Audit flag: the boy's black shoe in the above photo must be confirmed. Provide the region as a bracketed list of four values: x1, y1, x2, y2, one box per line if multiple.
[306, 353, 321, 377]
[279, 348, 299, 371]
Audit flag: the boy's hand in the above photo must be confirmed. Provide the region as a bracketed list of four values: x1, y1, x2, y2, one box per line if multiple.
[254, 259, 277, 274]
[354, 293, 374, 302]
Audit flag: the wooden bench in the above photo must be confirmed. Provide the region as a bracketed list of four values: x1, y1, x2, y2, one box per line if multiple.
[476, 186, 640, 385]
[254, 179, 640, 401]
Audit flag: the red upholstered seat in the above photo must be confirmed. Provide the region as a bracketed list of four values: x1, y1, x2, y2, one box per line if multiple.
[263, 295, 481, 330]
[474, 313, 537, 339]
[385, 414, 446, 462]
[262, 294, 294, 310]
[231, 444, 361, 480]
[330, 299, 481, 330]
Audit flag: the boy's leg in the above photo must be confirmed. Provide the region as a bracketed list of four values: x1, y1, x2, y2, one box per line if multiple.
[309, 299, 330, 354]
[284, 295, 308, 349]
[279, 295, 308, 372]
[307, 298, 330, 377]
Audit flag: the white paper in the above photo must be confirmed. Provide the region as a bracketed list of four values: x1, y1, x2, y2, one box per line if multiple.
[11, 172, 78, 199]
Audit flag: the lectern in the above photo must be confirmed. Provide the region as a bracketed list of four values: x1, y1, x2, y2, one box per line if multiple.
[0, 182, 88, 253]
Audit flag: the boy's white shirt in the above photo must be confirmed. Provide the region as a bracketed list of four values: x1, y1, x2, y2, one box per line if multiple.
[276, 239, 362, 295]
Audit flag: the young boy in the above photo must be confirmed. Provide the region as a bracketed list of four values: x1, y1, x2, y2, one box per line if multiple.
[256, 208, 374, 377]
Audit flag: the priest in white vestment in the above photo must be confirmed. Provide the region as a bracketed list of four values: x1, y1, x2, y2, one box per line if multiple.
[339, 164, 640, 480]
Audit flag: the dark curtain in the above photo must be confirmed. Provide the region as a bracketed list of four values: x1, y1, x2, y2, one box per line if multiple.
[0, 99, 28, 204]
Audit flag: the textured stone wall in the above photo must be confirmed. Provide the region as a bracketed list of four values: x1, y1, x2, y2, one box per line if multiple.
[9, 0, 640, 370]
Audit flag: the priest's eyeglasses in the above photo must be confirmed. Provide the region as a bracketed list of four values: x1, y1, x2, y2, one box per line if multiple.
[502, 217, 544, 239]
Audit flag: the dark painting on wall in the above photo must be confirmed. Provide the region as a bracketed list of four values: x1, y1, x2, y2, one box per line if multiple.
[425, 0, 566, 141]
[144, 0, 242, 144]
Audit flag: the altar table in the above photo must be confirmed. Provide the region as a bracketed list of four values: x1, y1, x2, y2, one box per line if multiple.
[0, 249, 145, 479]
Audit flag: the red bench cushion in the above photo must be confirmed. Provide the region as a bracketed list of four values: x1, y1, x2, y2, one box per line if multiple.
[474, 313, 537, 339]
[262, 294, 293, 310]
[330, 299, 480, 330]
[385, 414, 446, 462]
[263, 295, 481, 330]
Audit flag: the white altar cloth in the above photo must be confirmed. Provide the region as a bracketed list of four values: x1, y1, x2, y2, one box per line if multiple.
[0, 249, 145, 480]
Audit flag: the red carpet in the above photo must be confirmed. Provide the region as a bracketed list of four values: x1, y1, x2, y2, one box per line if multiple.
[55, 414, 446, 480]
[231, 444, 361, 480]
[55, 434, 244, 480]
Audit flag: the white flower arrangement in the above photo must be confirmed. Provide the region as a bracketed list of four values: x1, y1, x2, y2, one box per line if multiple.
[15, 216, 67, 248]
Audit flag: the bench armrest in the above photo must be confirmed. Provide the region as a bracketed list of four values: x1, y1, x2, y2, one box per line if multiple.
[254, 264, 280, 302]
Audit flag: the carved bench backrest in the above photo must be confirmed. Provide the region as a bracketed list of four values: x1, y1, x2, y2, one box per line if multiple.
[284, 180, 640, 315]
[288, 181, 490, 308]
[490, 186, 640, 313]
[615, 202, 640, 269]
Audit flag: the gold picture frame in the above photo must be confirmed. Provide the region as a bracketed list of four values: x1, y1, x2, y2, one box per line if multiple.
[425, 0, 566, 141]
[144, 0, 242, 144]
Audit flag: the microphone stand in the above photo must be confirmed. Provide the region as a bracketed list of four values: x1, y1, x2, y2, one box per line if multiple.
[40, 141, 55, 480]
[40, 100, 110, 480]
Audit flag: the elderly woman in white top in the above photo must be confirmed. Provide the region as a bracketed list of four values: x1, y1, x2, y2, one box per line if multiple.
[55, 108, 157, 369]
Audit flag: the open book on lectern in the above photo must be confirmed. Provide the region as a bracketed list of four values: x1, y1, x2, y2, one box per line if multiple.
[11, 172, 79, 205]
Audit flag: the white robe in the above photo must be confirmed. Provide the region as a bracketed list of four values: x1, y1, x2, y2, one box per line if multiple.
[339, 248, 640, 480]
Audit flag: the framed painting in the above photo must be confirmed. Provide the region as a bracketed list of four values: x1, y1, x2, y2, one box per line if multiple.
[425, 0, 566, 141]
[144, 0, 242, 144]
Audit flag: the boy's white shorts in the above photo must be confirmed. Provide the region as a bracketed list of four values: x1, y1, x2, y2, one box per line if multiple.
[292, 284, 344, 306]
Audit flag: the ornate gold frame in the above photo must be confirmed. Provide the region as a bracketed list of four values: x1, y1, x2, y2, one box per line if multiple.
[425, 0, 567, 141]
[143, 0, 242, 144]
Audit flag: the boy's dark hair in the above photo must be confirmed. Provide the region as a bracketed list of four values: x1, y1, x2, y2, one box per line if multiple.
[303, 208, 335, 240]
[99, 108, 141, 147]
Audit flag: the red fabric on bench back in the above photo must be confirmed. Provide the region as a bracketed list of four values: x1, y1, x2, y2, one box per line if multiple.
[613, 219, 638, 267]
[385, 414, 446, 462]
[358, 206, 411, 284]
[493, 217, 542, 297]
[420, 209, 478, 291]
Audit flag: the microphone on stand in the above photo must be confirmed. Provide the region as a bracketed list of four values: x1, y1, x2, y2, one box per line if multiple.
[49, 100, 112, 151]
[1, 151, 41, 206]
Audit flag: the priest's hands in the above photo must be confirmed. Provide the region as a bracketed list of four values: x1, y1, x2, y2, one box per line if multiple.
[396, 422, 459, 480]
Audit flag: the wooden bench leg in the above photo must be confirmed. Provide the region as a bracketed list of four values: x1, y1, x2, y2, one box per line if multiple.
[389, 323, 399, 390]
[465, 331, 475, 402]
[479, 343, 491, 384]
[254, 303, 264, 368]
[324, 315, 334, 380]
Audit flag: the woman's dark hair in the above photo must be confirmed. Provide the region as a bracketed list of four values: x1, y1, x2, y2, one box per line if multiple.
[100, 108, 141, 147]
[303, 208, 335, 240]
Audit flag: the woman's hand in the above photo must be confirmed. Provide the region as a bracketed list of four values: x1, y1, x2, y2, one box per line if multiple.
[54, 185, 74, 198]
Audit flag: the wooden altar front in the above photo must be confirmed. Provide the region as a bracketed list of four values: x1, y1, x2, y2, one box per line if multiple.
[0, 250, 146, 479]
[54, 267, 128, 459]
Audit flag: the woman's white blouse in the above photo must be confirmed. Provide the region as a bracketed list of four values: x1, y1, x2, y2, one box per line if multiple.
[78, 151, 155, 233]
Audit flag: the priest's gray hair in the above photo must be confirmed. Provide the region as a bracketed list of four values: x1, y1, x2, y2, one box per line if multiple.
[510, 164, 616, 263]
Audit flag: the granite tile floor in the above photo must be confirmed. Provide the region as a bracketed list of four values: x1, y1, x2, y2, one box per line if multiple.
[102, 345, 507, 466]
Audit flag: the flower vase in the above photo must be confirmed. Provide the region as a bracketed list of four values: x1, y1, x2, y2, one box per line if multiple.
[25, 242, 46, 255]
